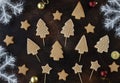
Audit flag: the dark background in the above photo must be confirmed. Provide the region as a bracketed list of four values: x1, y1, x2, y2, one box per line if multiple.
[0, 0, 120, 83]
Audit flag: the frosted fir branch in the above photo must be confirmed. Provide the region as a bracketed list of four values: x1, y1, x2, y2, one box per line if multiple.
[0, 55, 15, 71]
[0, 0, 23, 24]
[0, 73, 17, 83]
[104, 16, 120, 30]
[0, 46, 7, 58]
[101, 5, 120, 16]
[101, 0, 120, 37]
[6, 1, 23, 15]
[0, 6, 12, 24]
[0, 46, 17, 83]
[108, 0, 120, 7]
[115, 26, 120, 36]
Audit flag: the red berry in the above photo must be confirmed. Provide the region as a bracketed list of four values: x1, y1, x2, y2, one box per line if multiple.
[100, 71, 108, 77]
[89, 1, 98, 7]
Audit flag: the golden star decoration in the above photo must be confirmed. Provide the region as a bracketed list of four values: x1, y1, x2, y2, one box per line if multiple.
[72, 63, 83, 83]
[3, 35, 14, 46]
[41, 64, 52, 74]
[72, 63, 82, 74]
[21, 20, 30, 30]
[53, 10, 62, 20]
[85, 23, 95, 33]
[58, 70, 68, 81]
[89, 61, 100, 80]
[109, 62, 119, 72]
[18, 64, 29, 75]
[90, 61, 100, 71]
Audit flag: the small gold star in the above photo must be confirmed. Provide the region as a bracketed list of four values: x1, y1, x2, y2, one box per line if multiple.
[42, 64, 52, 74]
[21, 20, 30, 30]
[53, 10, 62, 20]
[109, 62, 119, 72]
[58, 70, 68, 81]
[72, 63, 82, 74]
[3, 35, 14, 46]
[89, 61, 100, 80]
[90, 61, 100, 71]
[18, 64, 29, 75]
[85, 23, 95, 33]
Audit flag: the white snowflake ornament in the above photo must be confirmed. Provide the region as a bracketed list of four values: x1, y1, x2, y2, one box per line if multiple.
[101, 0, 120, 37]
[0, 0, 23, 24]
[0, 46, 17, 83]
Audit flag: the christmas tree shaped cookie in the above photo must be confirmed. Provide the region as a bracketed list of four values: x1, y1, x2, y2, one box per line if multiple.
[72, 1, 85, 19]
[75, 35, 88, 62]
[94, 35, 109, 53]
[36, 19, 50, 46]
[27, 38, 41, 62]
[61, 19, 74, 47]
[50, 41, 64, 61]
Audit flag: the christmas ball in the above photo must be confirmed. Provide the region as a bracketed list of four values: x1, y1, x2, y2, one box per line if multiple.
[30, 76, 38, 83]
[37, 2, 45, 10]
[111, 51, 120, 60]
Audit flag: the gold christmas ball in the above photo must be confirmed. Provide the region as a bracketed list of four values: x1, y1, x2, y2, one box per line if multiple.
[37, 2, 45, 10]
[30, 76, 38, 83]
[111, 51, 120, 60]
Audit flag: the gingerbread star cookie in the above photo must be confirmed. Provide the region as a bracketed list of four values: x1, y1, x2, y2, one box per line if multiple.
[72, 63, 83, 83]
[53, 10, 62, 20]
[3, 35, 14, 46]
[58, 70, 68, 81]
[42, 64, 52, 74]
[18, 64, 29, 75]
[85, 23, 95, 33]
[109, 62, 119, 72]
[21, 20, 30, 30]
[89, 60, 100, 80]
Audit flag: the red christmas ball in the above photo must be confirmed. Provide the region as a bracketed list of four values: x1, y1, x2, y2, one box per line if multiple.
[100, 71, 108, 77]
[89, 1, 98, 7]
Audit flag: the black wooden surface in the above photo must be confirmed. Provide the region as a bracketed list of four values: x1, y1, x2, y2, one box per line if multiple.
[0, 0, 120, 83]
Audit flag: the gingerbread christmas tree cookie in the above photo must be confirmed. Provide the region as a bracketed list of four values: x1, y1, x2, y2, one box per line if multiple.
[50, 41, 64, 61]
[75, 35, 88, 62]
[94, 35, 109, 53]
[72, 1, 85, 19]
[61, 19, 74, 47]
[36, 18, 50, 46]
[27, 38, 41, 62]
